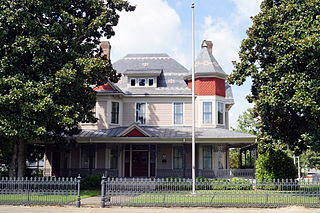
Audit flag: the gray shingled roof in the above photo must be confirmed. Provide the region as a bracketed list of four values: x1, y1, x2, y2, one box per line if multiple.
[194, 44, 227, 76]
[76, 126, 255, 139]
[112, 54, 191, 95]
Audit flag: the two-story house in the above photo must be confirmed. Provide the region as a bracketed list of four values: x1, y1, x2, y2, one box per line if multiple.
[43, 40, 256, 178]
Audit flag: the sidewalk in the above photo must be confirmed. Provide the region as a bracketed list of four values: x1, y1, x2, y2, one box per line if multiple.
[0, 206, 318, 213]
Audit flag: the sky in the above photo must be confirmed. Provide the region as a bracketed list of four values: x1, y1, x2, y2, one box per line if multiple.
[108, 0, 263, 128]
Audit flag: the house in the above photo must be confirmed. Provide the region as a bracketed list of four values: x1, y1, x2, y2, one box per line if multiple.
[43, 40, 256, 178]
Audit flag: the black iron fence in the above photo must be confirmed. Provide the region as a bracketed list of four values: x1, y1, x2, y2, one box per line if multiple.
[0, 176, 81, 207]
[101, 177, 320, 207]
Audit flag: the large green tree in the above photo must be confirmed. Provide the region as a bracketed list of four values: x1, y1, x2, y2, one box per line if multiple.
[228, 0, 320, 154]
[0, 0, 134, 177]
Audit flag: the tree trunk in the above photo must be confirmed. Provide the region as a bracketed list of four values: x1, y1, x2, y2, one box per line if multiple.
[17, 139, 27, 177]
[8, 140, 18, 177]
[8, 138, 27, 177]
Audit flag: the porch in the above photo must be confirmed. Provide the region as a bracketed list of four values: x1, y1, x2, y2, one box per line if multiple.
[44, 143, 256, 179]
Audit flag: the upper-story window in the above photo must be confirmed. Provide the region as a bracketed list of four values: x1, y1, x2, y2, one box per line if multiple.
[129, 78, 156, 87]
[136, 103, 146, 124]
[218, 102, 224, 125]
[111, 102, 119, 124]
[130, 79, 136, 86]
[173, 103, 183, 125]
[203, 102, 212, 124]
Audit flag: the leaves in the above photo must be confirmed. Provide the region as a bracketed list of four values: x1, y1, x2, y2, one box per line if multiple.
[228, 0, 320, 153]
[0, 0, 134, 143]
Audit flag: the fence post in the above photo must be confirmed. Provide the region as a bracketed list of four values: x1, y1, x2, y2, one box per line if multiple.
[76, 174, 81, 208]
[100, 175, 106, 208]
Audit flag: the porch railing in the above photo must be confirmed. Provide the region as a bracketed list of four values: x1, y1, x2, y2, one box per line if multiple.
[0, 176, 81, 207]
[156, 169, 255, 179]
[43, 168, 118, 178]
[101, 177, 320, 207]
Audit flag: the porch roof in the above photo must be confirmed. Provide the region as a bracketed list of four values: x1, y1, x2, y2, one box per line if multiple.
[76, 126, 256, 142]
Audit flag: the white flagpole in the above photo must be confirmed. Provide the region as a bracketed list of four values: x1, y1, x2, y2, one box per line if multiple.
[191, 2, 196, 194]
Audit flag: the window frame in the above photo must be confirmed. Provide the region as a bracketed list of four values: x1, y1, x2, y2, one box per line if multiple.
[135, 102, 146, 124]
[203, 145, 212, 169]
[202, 101, 212, 125]
[111, 101, 120, 125]
[138, 78, 146, 86]
[217, 102, 225, 125]
[130, 78, 136, 86]
[172, 145, 184, 169]
[173, 102, 184, 125]
[148, 78, 154, 87]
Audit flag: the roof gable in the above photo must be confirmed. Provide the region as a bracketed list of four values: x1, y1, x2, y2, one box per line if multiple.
[117, 123, 150, 137]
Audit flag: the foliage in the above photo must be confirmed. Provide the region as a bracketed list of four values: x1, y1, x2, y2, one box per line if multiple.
[300, 149, 320, 169]
[228, 0, 320, 154]
[0, 0, 134, 176]
[233, 108, 260, 135]
[229, 148, 240, 169]
[256, 149, 297, 180]
[81, 174, 102, 190]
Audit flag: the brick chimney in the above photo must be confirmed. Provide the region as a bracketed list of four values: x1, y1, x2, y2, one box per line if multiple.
[201, 40, 213, 54]
[100, 41, 111, 59]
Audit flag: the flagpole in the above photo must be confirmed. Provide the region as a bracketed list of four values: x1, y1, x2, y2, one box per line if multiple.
[191, 1, 196, 194]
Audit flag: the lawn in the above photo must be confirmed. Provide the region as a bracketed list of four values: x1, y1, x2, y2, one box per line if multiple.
[120, 190, 320, 207]
[0, 190, 100, 205]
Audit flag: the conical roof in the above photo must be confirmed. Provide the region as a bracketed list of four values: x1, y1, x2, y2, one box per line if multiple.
[194, 40, 227, 78]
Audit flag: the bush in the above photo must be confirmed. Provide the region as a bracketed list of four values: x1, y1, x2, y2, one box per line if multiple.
[211, 178, 252, 190]
[256, 149, 297, 180]
[81, 174, 101, 190]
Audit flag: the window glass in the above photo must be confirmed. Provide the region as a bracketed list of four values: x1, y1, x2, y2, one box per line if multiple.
[136, 103, 146, 124]
[203, 146, 212, 169]
[173, 146, 183, 169]
[81, 145, 94, 168]
[148, 78, 154, 86]
[218, 102, 224, 124]
[111, 102, 119, 124]
[110, 146, 118, 169]
[174, 103, 183, 124]
[130, 79, 136, 86]
[203, 102, 212, 124]
[138, 78, 146, 86]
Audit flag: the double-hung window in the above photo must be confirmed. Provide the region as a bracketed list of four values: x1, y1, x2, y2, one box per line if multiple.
[218, 102, 224, 124]
[136, 103, 146, 124]
[111, 102, 119, 124]
[203, 102, 212, 124]
[173, 146, 183, 169]
[173, 103, 183, 125]
[203, 146, 212, 169]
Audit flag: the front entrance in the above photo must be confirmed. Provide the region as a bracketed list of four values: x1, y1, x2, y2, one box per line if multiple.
[124, 144, 156, 177]
[132, 151, 148, 177]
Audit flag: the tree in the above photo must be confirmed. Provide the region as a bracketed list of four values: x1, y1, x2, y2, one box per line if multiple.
[0, 0, 134, 177]
[228, 0, 320, 154]
[233, 108, 260, 135]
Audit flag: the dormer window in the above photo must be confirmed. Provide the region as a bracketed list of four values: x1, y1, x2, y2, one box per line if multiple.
[138, 78, 146, 86]
[129, 77, 156, 87]
[130, 79, 136, 86]
[148, 78, 154, 86]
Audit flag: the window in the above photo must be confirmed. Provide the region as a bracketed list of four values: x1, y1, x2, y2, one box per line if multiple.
[218, 102, 224, 124]
[111, 102, 119, 124]
[173, 146, 183, 169]
[148, 78, 154, 86]
[110, 146, 118, 169]
[130, 78, 136, 86]
[203, 102, 212, 124]
[173, 103, 183, 124]
[138, 78, 146, 86]
[81, 145, 95, 168]
[203, 146, 212, 169]
[136, 103, 146, 124]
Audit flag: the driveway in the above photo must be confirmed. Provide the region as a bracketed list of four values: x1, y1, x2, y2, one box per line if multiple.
[0, 206, 319, 213]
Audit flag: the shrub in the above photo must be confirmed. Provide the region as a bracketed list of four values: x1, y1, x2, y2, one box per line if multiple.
[256, 149, 297, 180]
[81, 174, 101, 190]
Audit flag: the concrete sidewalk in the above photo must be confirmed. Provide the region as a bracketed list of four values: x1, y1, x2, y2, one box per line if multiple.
[0, 206, 319, 213]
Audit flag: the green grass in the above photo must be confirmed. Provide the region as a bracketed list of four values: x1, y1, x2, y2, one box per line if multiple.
[123, 190, 320, 207]
[0, 190, 100, 205]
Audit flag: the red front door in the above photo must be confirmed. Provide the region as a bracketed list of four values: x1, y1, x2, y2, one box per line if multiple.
[132, 151, 148, 177]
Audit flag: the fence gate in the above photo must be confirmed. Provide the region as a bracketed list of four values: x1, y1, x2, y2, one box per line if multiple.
[101, 177, 320, 208]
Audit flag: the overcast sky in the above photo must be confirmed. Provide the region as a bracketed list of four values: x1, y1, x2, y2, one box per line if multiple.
[108, 0, 263, 128]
